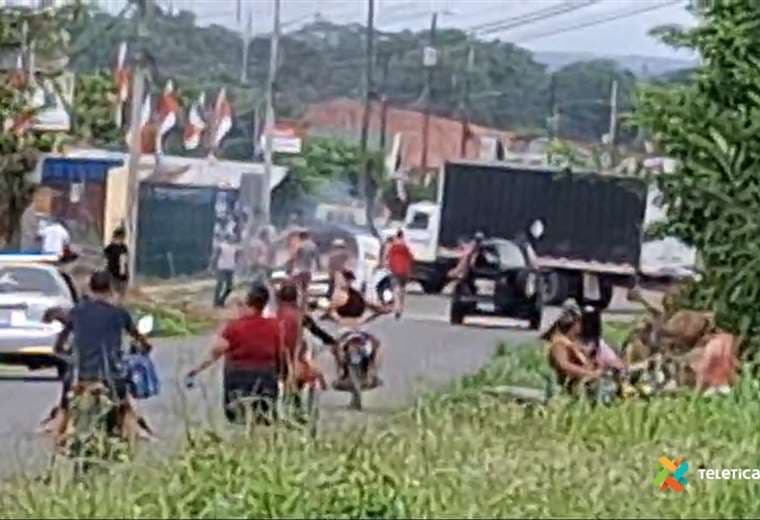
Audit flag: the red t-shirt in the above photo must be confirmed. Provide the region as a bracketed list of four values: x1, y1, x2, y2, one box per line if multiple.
[222, 314, 282, 371]
[276, 304, 300, 357]
[387, 240, 414, 277]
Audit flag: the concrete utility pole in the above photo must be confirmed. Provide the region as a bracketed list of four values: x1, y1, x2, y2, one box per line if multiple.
[261, 0, 280, 226]
[548, 72, 560, 140]
[359, 0, 378, 238]
[420, 12, 437, 171]
[125, 0, 151, 287]
[240, 4, 252, 83]
[608, 78, 618, 167]
[378, 51, 391, 152]
[459, 38, 473, 157]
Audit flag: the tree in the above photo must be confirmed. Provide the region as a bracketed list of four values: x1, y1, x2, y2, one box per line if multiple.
[635, 0, 760, 351]
[0, 3, 82, 247]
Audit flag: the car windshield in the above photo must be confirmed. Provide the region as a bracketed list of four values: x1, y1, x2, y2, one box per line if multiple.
[491, 241, 527, 270]
[0, 266, 62, 296]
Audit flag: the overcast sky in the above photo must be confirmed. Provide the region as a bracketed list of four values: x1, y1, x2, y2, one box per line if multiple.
[101, 0, 698, 59]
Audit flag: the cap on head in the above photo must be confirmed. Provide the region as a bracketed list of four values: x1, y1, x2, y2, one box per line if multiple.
[474, 231, 485, 242]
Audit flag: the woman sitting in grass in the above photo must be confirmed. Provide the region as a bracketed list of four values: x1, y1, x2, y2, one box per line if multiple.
[542, 307, 601, 392]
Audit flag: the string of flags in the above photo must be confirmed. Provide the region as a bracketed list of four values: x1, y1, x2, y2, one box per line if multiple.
[112, 41, 233, 157]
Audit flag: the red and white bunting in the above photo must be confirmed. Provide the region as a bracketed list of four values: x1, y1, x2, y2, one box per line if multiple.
[183, 91, 206, 150]
[125, 94, 153, 153]
[210, 87, 233, 151]
[113, 42, 130, 127]
[154, 80, 181, 154]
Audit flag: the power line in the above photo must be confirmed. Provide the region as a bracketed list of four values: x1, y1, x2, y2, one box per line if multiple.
[510, 0, 684, 43]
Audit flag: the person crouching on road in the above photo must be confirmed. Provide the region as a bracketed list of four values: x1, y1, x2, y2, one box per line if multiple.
[187, 283, 285, 424]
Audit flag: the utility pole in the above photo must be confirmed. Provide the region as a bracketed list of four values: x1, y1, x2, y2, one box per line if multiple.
[378, 51, 391, 152]
[459, 38, 473, 157]
[125, 0, 151, 288]
[607, 78, 618, 168]
[420, 12, 437, 171]
[359, 0, 378, 237]
[240, 7, 252, 83]
[547, 72, 561, 141]
[261, 0, 280, 226]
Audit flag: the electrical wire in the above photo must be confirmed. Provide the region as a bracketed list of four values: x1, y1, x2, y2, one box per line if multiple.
[511, 0, 685, 43]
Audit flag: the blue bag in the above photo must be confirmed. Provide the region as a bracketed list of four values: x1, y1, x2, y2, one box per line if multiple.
[125, 353, 161, 399]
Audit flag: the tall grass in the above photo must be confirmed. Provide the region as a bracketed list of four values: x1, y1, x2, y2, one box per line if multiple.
[2, 342, 759, 518]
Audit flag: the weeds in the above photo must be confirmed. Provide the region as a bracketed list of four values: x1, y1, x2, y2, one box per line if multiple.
[2, 335, 759, 518]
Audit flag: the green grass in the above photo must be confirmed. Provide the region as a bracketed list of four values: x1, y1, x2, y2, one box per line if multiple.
[2, 335, 759, 518]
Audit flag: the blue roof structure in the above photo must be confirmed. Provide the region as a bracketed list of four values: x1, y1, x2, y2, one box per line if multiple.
[41, 157, 124, 184]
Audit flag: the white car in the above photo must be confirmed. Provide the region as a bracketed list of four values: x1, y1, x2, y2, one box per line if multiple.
[0, 256, 76, 374]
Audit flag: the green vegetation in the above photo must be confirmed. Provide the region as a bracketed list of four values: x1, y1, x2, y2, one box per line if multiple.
[3, 332, 757, 518]
[128, 302, 215, 338]
[65, 6, 648, 146]
[636, 0, 760, 353]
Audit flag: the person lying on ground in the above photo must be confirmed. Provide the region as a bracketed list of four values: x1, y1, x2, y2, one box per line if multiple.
[323, 269, 391, 326]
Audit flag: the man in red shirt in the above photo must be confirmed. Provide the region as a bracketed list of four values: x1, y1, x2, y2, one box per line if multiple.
[186, 283, 284, 424]
[385, 230, 415, 319]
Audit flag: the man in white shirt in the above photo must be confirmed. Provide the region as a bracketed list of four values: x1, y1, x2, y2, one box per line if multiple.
[211, 234, 240, 308]
[38, 219, 70, 257]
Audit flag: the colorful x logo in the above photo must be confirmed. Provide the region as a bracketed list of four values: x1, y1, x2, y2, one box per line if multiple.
[655, 456, 689, 492]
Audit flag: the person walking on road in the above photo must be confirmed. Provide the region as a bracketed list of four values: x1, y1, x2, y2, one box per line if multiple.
[211, 234, 241, 308]
[247, 226, 275, 284]
[326, 238, 351, 300]
[289, 230, 320, 299]
[104, 227, 130, 299]
[186, 283, 285, 424]
[385, 230, 414, 319]
[38, 218, 71, 257]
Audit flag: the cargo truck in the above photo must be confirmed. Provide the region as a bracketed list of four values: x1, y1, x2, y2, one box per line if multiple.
[402, 160, 649, 309]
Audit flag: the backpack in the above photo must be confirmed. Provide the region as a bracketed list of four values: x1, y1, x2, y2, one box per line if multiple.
[125, 353, 161, 399]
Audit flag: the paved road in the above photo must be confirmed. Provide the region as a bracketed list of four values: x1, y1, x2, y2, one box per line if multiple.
[0, 288, 644, 479]
[0, 293, 542, 479]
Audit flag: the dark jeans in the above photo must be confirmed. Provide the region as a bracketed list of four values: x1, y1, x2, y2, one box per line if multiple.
[214, 270, 234, 307]
[223, 366, 279, 424]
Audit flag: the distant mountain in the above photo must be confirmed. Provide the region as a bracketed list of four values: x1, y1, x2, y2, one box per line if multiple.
[533, 50, 697, 78]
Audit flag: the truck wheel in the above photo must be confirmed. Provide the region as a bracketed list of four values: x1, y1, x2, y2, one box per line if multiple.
[540, 271, 567, 305]
[529, 309, 543, 330]
[578, 280, 615, 310]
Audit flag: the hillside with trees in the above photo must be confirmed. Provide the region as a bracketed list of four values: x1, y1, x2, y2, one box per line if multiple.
[65, 5, 651, 146]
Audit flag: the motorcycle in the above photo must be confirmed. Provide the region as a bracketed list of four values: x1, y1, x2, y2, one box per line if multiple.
[332, 330, 382, 410]
[47, 314, 157, 475]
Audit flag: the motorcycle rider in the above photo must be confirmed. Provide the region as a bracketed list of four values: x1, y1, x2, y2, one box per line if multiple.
[186, 282, 285, 424]
[50, 271, 153, 437]
[324, 269, 386, 385]
[449, 231, 487, 295]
